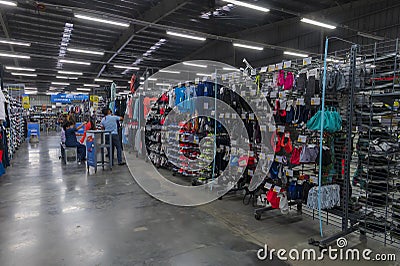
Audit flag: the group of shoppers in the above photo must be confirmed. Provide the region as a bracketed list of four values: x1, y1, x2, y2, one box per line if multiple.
[60, 108, 125, 166]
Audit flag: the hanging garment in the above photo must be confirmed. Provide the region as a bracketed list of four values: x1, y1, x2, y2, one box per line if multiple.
[0, 90, 6, 121]
[306, 184, 340, 210]
[143, 97, 157, 118]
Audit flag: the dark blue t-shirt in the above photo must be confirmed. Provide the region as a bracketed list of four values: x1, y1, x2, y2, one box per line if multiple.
[65, 128, 79, 147]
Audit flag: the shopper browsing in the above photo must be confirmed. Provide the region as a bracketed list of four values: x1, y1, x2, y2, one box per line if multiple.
[101, 108, 126, 166]
[64, 121, 87, 162]
[80, 115, 96, 144]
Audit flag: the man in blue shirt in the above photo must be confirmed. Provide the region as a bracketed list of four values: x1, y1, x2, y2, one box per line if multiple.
[101, 108, 125, 166]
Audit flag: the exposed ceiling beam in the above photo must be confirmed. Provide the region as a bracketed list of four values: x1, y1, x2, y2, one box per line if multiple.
[0, 11, 18, 66]
[96, 0, 189, 78]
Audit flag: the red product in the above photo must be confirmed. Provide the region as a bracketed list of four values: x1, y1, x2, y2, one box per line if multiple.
[290, 147, 302, 165]
[267, 188, 280, 209]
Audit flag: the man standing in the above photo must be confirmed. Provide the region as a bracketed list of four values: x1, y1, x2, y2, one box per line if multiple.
[101, 108, 126, 166]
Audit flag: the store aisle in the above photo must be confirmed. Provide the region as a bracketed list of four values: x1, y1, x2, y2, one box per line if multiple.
[0, 135, 282, 266]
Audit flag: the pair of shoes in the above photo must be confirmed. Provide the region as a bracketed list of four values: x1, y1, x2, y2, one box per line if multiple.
[118, 162, 126, 166]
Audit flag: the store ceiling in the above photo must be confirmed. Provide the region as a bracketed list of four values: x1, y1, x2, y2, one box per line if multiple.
[0, 0, 385, 93]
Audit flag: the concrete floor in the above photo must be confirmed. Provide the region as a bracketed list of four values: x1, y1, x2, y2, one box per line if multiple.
[0, 135, 399, 266]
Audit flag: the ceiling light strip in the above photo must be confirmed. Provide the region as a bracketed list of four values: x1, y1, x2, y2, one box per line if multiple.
[5, 66, 35, 71]
[222, 0, 269, 12]
[0, 39, 30, 46]
[60, 59, 91, 65]
[301, 18, 336, 30]
[183, 62, 207, 68]
[233, 43, 263, 51]
[58, 71, 83, 75]
[0, 1, 17, 7]
[0, 53, 30, 59]
[68, 48, 104, 56]
[166, 31, 206, 41]
[284, 51, 309, 58]
[75, 14, 130, 27]
[11, 72, 37, 77]
[114, 65, 140, 70]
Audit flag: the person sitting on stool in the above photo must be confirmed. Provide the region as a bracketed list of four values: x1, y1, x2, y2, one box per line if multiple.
[101, 108, 125, 166]
[64, 121, 87, 162]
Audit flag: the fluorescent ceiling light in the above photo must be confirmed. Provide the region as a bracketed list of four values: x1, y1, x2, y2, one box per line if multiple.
[51, 82, 70, 86]
[284, 51, 309, 58]
[5, 66, 35, 71]
[84, 84, 100, 87]
[77, 88, 91, 91]
[56, 76, 78, 80]
[114, 65, 140, 70]
[0, 1, 17, 6]
[0, 53, 30, 59]
[223, 67, 239, 71]
[233, 43, 263, 51]
[183, 62, 207, 68]
[11, 72, 37, 77]
[147, 78, 157, 81]
[58, 71, 83, 75]
[156, 83, 171, 86]
[0, 39, 30, 46]
[222, 0, 269, 12]
[140, 77, 145, 80]
[301, 18, 336, 30]
[95, 78, 113, 82]
[67, 48, 104, 56]
[196, 73, 212, 77]
[25, 87, 37, 90]
[25, 91, 37, 95]
[139, 82, 144, 85]
[60, 59, 91, 65]
[75, 14, 130, 27]
[166, 31, 206, 41]
[159, 70, 181, 74]
[357, 32, 385, 41]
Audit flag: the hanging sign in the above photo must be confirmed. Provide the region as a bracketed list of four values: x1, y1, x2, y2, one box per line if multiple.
[22, 96, 30, 109]
[276, 63, 283, 70]
[303, 57, 312, 66]
[268, 65, 275, 72]
[283, 61, 292, 69]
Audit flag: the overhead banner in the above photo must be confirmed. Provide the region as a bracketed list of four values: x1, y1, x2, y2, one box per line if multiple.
[50, 94, 89, 103]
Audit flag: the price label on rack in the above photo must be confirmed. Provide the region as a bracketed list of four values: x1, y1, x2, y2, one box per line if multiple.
[277, 125, 286, 133]
[284, 61, 292, 69]
[248, 170, 254, 176]
[231, 140, 237, 146]
[241, 91, 246, 97]
[311, 97, 321, 105]
[297, 135, 307, 143]
[276, 63, 283, 70]
[241, 113, 247, 119]
[264, 183, 273, 189]
[286, 169, 294, 177]
[268, 65, 275, 72]
[270, 91, 278, 98]
[269, 125, 276, 132]
[260, 125, 267, 132]
[303, 57, 312, 66]
[260, 66, 268, 73]
[296, 98, 305, 106]
[310, 176, 318, 184]
[211, 110, 215, 116]
[195, 78, 200, 85]
[232, 113, 237, 119]
[279, 91, 286, 99]
[231, 147, 237, 154]
[273, 186, 281, 193]
[267, 154, 275, 162]
[225, 113, 230, 119]
[275, 156, 283, 163]
[250, 90, 256, 96]
[237, 167, 244, 173]
[259, 153, 266, 160]
[219, 113, 224, 119]
[249, 113, 255, 120]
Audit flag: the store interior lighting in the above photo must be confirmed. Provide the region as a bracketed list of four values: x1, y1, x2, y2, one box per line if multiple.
[11, 72, 37, 77]
[159, 70, 181, 74]
[83, 84, 100, 87]
[166, 31, 206, 41]
[67, 48, 104, 56]
[233, 43, 263, 51]
[60, 59, 91, 65]
[95, 78, 113, 82]
[77, 88, 91, 91]
[284, 51, 309, 58]
[51, 82, 70, 86]
[57, 23, 74, 69]
[222, 0, 270, 12]
[0, 1, 17, 6]
[0, 53, 30, 59]
[183, 62, 207, 68]
[75, 14, 130, 27]
[300, 18, 336, 29]
[0, 39, 30, 46]
[58, 71, 83, 75]
[5, 66, 35, 71]
[114, 65, 140, 70]
[56, 76, 79, 80]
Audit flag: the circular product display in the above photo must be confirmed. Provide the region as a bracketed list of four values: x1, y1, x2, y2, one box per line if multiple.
[123, 60, 275, 206]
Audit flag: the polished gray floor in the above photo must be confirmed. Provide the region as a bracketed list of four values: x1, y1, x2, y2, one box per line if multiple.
[0, 135, 285, 266]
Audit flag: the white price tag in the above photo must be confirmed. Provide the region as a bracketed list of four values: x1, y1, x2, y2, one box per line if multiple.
[275, 156, 283, 163]
[259, 153, 266, 159]
[273, 186, 281, 193]
[296, 98, 305, 106]
[241, 91, 246, 97]
[284, 61, 292, 69]
[241, 113, 247, 119]
[277, 125, 286, 133]
[269, 125, 276, 132]
[311, 97, 321, 105]
[219, 113, 224, 119]
[231, 148, 237, 154]
[303, 57, 312, 65]
[211, 110, 215, 116]
[279, 91, 286, 99]
[250, 90, 256, 96]
[310, 176, 318, 184]
[286, 169, 294, 177]
[249, 113, 255, 120]
[225, 113, 230, 119]
[270, 91, 278, 98]
[268, 65, 275, 72]
[297, 135, 307, 143]
[238, 167, 244, 173]
[248, 170, 254, 176]
[267, 154, 275, 162]
[231, 140, 237, 145]
[276, 63, 283, 70]
[264, 183, 273, 189]
[251, 69, 257, 75]
[232, 113, 237, 119]
[260, 125, 267, 131]
[260, 66, 268, 73]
